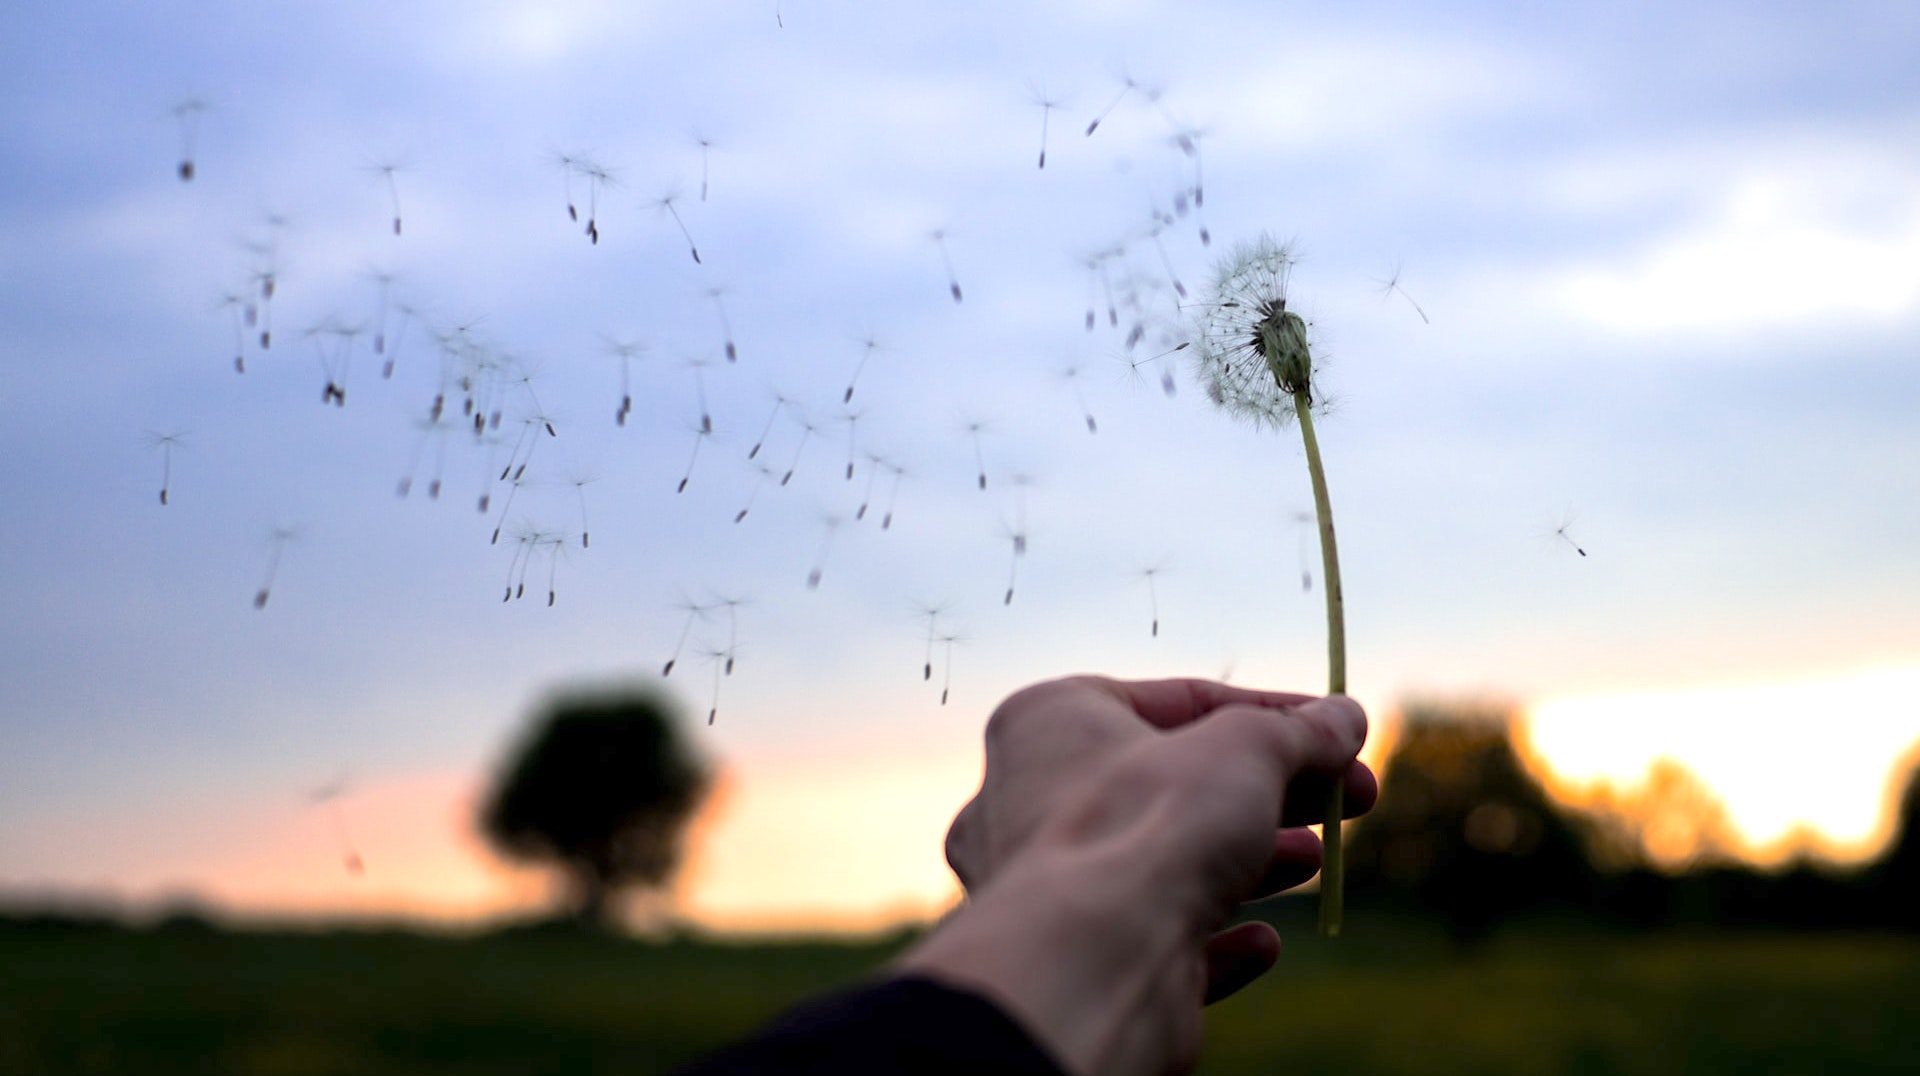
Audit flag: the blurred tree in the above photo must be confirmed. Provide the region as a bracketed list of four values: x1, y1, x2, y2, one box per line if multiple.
[1870, 752, 1920, 928]
[1344, 699, 1602, 941]
[481, 684, 710, 928]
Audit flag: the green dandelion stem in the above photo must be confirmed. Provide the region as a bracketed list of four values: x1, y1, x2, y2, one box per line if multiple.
[1293, 387, 1347, 937]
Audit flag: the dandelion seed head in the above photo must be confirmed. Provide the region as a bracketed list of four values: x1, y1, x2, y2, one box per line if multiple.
[1188, 234, 1320, 430]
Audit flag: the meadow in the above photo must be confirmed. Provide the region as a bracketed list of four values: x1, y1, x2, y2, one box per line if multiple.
[5, 911, 1916, 1075]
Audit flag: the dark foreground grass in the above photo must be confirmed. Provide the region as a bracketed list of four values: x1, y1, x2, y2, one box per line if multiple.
[3, 915, 1916, 1075]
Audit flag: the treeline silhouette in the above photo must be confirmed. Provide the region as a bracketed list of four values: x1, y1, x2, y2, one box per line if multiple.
[1343, 700, 1920, 941]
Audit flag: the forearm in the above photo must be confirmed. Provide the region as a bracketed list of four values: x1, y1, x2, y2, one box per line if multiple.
[896, 851, 1195, 1076]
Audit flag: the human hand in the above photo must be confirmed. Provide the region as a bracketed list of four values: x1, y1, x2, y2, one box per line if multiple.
[901, 676, 1376, 1076]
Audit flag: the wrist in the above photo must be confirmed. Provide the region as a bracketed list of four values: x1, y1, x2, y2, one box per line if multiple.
[898, 849, 1192, 1076]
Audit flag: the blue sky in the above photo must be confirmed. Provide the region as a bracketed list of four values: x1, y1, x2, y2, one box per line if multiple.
[2, 1, 1917, 927]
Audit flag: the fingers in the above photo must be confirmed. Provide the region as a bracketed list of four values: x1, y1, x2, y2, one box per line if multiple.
[1279, 760, 1379, 827]
[1202, 921, 1280, 1004]
[1094, 677, 1319, 731]
[1190, 694, 1368, 792]
[1249, 828, 1324, 899]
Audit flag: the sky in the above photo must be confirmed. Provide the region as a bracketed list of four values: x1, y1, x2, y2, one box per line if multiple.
[2, 1, 1918, 933]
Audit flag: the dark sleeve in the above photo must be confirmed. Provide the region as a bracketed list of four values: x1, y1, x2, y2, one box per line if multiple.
[672, 974, 1069, 1076]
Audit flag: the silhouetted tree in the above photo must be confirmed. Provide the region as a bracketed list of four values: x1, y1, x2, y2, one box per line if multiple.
[1344, 699, 1602, 941]
[1869, 752, 1920, 928]
[481, 683, 710, 928]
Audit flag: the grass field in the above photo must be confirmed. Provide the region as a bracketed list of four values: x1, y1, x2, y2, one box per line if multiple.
[4, 914, 1917, 1075]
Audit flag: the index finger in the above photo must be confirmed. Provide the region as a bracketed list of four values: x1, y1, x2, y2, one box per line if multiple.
[1092, 677, 1320, 730]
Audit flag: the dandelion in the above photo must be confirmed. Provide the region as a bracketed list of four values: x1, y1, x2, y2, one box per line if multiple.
[1376, 261, 1430, 324]
[685, 357, 715, 434]
[1190, 234, 1351, 936]
[550, 149, 583, 222]
[703, 646, 730, 724]
[714, 593, 748, 674]
[170, 98, 206, 181]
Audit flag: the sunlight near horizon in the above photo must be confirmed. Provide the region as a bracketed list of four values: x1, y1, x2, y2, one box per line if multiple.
[1525, 663, 1920, 865]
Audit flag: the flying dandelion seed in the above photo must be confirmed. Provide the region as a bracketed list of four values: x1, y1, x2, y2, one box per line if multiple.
[250, 265, 278, 350]
[1149, 224, 1188, 300]
[880, 461, 907, 530]
[806, 514, 843, 590]
[734, 463, 776, 523]
[578, 158, 616, 245]
[305, 319, 363, 408]
[706, 286, 738, 362]
[662, 598, 711, 676]
[938, 631, 965, 705]
[1083, 73, 1138, 137]
[930, 228, 964, 303]
[550, 149, 583, 222]
[692, 131, 716, 202]
[1059, 364, 1098, 433]
[1190, 233, 1351, 936]
[395, 415, 449, 499]
[489, 473, 530, 545]
[473, 431, 506, 513]
[843, 333, 883, 404]
[381, 302, 419, 380]
[1136, 561, 1170, 637]
[1123, 340, 1189, 398]
[1082, 255, 1102, 332]
[1097, 248, 1121, 327]
[780, 415, 816, 486]
[747, 390, 792, 459]
[677, 424, 711, 494]
[855, 451, 887, 520]
[602, 336, 646, 427]
[541, 531, 569, 606]
[254, 525, 300, 609]
[142, 429, 187, 506]
[839, 409, 864, 480]
[1291, 509, 1315, 591]
[702, 646, 730, 724]
[1028, 83, 1063, 169]
[1375, 261, 1431, 324]
[1551, 508, 1589, 557]
[912, 601, 947, 681]
[307, 776, 365, 877]
[963, 419, 991, 491]
[368, 160, 406, 236]
[568, 470, 597, 548]
[1001, 474, 1034, 605]
[170, 98, 206, 181]
[655, 190, 702, 264]
[1170, 124, 1207, 209]
[685, 357, 714, 434]
[502, 527, 536, 601]
[363, 270, 396, 358]
[215, 292, 248, 372]
[714, 594, 748, 675]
